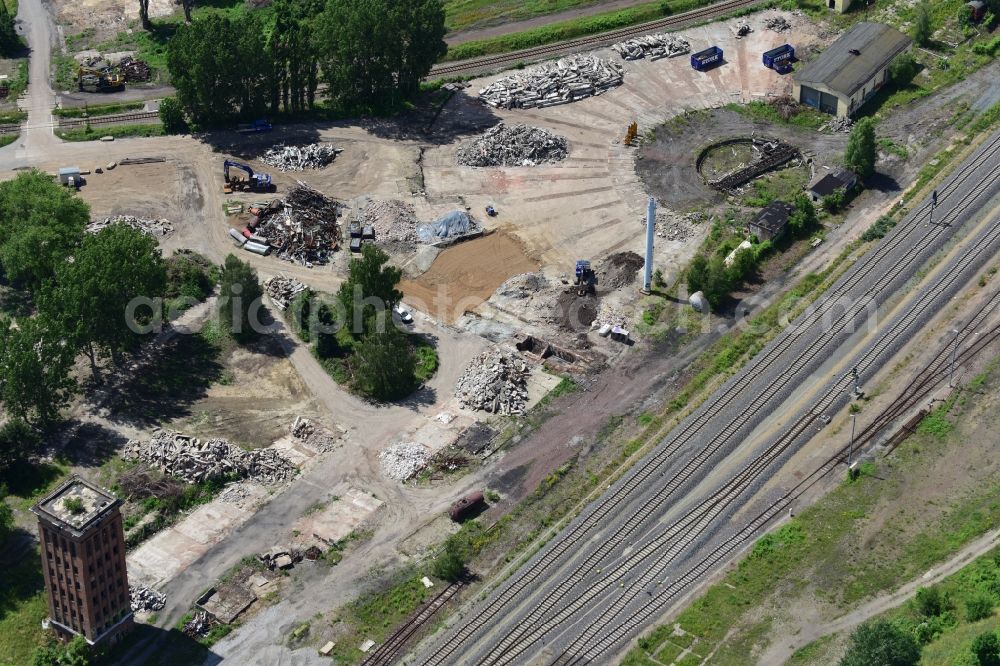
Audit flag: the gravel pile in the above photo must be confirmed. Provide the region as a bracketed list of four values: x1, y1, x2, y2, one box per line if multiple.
[649, 210, 700, 241]
[496, 272, 548, 299]
[260, 143, 341, 171]
[123, 430, 296, 485]
[456, 123, 568, 167]
[455, 348, 529, 415]
[595, 302, 630, 329]
[86, 215, 173, 237]
[765, 16, 792, 32]
[479, 56, 624, 109]
[263, 275, 308, 311]
[612, 33, 690, 61]
[599, 251, 644, 289]
[733, 20, 753, 38]
[358, 198, 420, 244]
[379, 442, 429, 480]
[129, 585, 166, 612]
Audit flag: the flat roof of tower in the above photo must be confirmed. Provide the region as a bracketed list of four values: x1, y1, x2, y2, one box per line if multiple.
[31, 475, 121, 537]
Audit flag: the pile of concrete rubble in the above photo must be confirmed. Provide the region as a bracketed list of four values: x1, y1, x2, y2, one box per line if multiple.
[129, 585, 166, 613]
[479, 56, 624, 109]
[764, 16, 792, 32]
[357, 197, 420, 245]
[733, 20, 753, 38]
[455, 348, 529, 415]
[612, 33, 690, 61]
[595, 302, 630, 329]
[258, 546, 302, 570]
[290, 416, 338, 452]
[123, 430, 296, 485]
[650, 209, 701, 241]
[820, 116, 854, 133]
[456, 123, 568, 167]
[259, 143, 341, 172]
[378, 442, 429, 481]
[85, 215, 173, 237]
[263, 275, 308, 311]
[253, 184, 342, 265]
[183, 611, 214, 638]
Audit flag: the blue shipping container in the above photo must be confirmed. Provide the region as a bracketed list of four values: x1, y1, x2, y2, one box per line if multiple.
[691, 46, 724, 71]
[762, 44, 795, 69]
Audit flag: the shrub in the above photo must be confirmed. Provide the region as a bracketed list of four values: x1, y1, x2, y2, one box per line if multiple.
[159, 96, 188, 134]
[915, 586, 943, 617]
[965, 593, 994, 622]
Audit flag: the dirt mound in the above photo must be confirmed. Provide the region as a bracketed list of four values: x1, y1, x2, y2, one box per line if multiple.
[599, 251, 644, 289]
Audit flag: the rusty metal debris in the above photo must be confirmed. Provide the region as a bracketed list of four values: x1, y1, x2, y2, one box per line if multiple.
[263, 275, 308, 311]
[456, 123, 568, 167]
[119, 57, 151, 82]
[479, 56, 624, 109]
[733, 20, 753, 38]
[765, 16, 792, 32]
[129, 585, 166, 612]
[183, 611, 214, 637]
[252, 184, 342, 265]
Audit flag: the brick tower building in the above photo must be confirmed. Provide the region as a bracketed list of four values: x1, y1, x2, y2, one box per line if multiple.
[31, 476, 134, 646]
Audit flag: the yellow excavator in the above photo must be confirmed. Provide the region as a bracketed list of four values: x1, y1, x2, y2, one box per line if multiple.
[77, 66, 125, 93]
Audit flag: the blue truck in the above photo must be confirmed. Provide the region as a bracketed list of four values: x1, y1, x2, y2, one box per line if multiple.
[691, 46, 724, 71]
[237, 119, 273, 134]
[763, 44, 795, 74]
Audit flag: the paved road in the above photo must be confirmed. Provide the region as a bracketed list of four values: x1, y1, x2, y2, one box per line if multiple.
[412, 133, 1000, 664]
[7, 0, 60, 164]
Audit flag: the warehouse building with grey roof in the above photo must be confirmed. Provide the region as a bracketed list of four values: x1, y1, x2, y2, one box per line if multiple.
[793, 23, 912, 118]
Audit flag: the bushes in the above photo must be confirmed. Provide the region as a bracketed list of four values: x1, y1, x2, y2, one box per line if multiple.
[159, 96, 188, 134]
[862, 214, 897, 242]
[165, 251, 216, 305]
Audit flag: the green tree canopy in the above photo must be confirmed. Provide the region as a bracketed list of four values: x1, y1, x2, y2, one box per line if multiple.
[0, 419, 41, 473]
[971, 632, 1000, 666]
[0, 170, 89, 287]
[42, 224, 166, 371]
[318, 0, 446, 113]
[0, 315, 77, 426]
[686, 254, 710, 296]
[0, 0, 20, 56]
[789, 195, 819, 237]
[432, 537, 467, 582]
[218, 254, 264, 342]
[351, 318, 416, 401]
[338, 244, 403, 335]
[844, 117, 878, 181]
[840, 620, 921, 666]
[913, 0, 932, 46]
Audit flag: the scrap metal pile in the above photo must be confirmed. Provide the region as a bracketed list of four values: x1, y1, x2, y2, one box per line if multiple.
[454, 348, 529, 415]
[733, 19, 754, 37]
[85, 215, 173, 237]
[479, 56, 624, 109]
[129, 585, 166, 613]
[764, 16, 792, 32]
[119, 56, 151, 82]
[456, 123, 569, 167]
[357, 197, 420, 245]
[259, 143, 341, 172]
[253, 184, 342, 264]
[612, 33, 690, 61]
[379, 442, 429, 481]
[123, 430, 296, 485]
[263, 275, 308, 311]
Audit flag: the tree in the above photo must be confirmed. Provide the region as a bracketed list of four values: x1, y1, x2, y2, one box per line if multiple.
[840, 620, 921, 666]
[137, 0, 151, 31]
[0, 170, 89, 288]
[686, 254, 710, 295]
[0, 315, 77, 426]
[181, 0, 193, 22]
[844, 117, 878, 182]
[268, 0, 323, 115]
[318, 0, 446, 113]
[890, 53, 919, 85]
[0, 483, 13, 546]
[337, 244, 403, 336]
[351, 318, 416, 401]
[432, 536, 467, 582]
[971, 632, 1000, 666]
[159, 97, 188, 134]
[788, 195, 818, 238]
[966, 594, 995, 622]
[913, 0, 932, 46]
[728, 247, 757, 282]
[0, 419, 40, 473]
[218, 254, 263, 342]
[702, 254, 734, 306]
[822, 189, 846, 214]
[0, 0, 20, 56]
[914, 586, 943, 617]
[42, 224, 166, 374]
[959, 4, 975, 28]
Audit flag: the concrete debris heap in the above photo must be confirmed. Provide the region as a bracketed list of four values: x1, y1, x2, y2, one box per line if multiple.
[123, 430, 296, 485]
[378, 442, 429, 481]
[183, 611, 214, 637]
[821, 116, 854, 133]
[86, 215, 173, 237]
[456, 123, 569, 167]
[263, 275, 308, 311]
[649, 209, 701, 241]
[764, 16, 792, 32]
[479, 56, 624, 109]
[595, 301, 630, 329]
[258, 547, 302, 570]
[358, 197, 419, 245]
[455, 349, 529, 415]
[259, 143, 342, 172]
[129, 585, 166, 613]
[733, 20, 753, 38]
[612, 33, 690, 61]
[290, 416, 338, 452]
[253, 184, 342, 265]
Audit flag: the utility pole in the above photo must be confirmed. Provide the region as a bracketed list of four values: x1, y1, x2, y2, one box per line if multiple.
[930, 189, 938, 225]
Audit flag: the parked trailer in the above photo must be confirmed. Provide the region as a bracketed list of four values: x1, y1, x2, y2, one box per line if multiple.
[228, 228, 247, 246]
[449, 491, 486, 522]
[691, 46, 723, 71]
[244, 240, 271, 256]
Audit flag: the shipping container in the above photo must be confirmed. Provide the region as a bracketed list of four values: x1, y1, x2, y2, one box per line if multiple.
[763, 44, 795, 69]
[691, 46, 724, 71]
[228, 228, 247, 246]
[244, 240, 271, 256]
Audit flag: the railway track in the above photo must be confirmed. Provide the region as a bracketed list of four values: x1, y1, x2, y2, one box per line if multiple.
[551, 216, 1000, 665]
[430, 0, 764, 78]
[56, 110, 160, 129]
[420, 132, 1000, 666]
[361, 582, 463, 666]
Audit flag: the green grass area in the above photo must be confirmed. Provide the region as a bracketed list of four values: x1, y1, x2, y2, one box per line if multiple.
[724, 99, 829, 130]
[0, 109, 25, 124]
[742, 165, 811, 207]
[413, 340, 440, 384]
[53, 101, 145, 118]
[0, 133, 17, 147]
[444, 0, 724, 61]
[0, 550, 49, 665]
[444, 0, 626, 32]
[621, 361, 1000, 666]
[56, 123, 164, 141]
